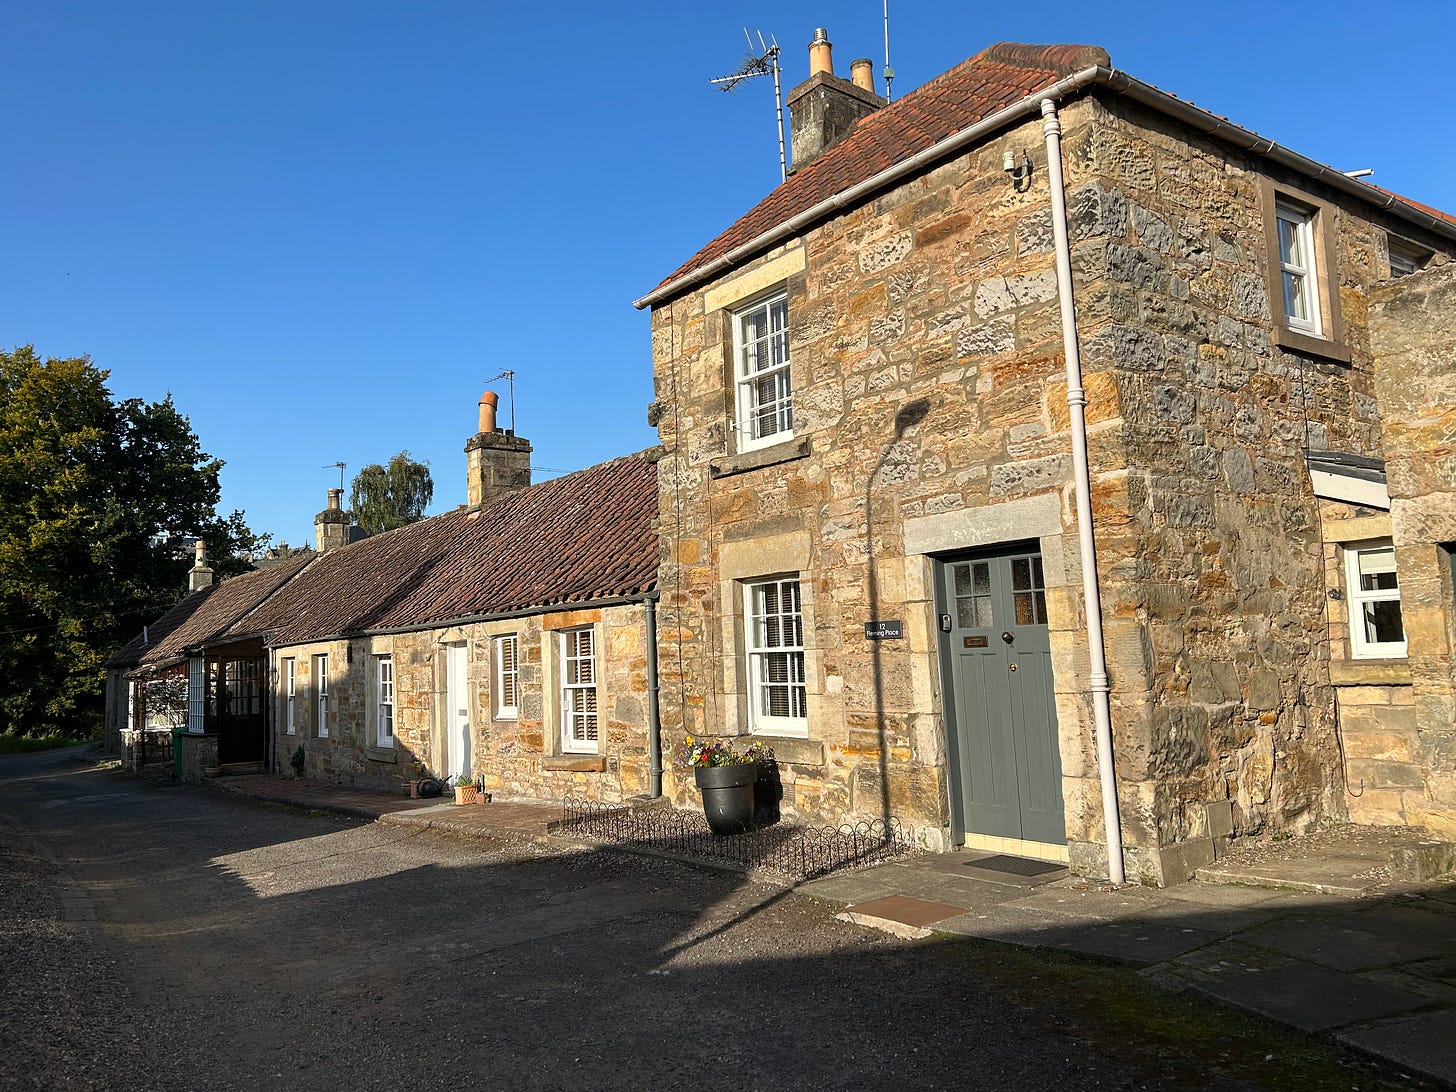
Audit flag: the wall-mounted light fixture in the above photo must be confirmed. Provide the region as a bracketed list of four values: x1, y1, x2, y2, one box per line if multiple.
[1003, 148, 1033, 191]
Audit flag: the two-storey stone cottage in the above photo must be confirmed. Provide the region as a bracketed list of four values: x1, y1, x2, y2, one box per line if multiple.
[636, 36, 1456, 883]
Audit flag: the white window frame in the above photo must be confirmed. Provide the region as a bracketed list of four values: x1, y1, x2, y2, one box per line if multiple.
[732, 291, 792, 453]
[1344, 541, 1407, 659]
[283, 658, 296, 736]
[1387, 238, 1428, 279]
[743, 576, 808, 737]
[313, 654, 329, 739]
[374, 655, 395, 747]
[187, 656, 205, 734]
[1276, 202, 1322, 336]
[494, 634, 519, 719]
[560, 627, 598, 754]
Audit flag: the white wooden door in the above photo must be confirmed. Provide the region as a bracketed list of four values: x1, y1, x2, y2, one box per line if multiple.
[446, 644, 470, 781]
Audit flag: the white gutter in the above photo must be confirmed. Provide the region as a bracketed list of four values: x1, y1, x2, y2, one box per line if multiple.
[634, 68, 1456, 311]
[1041, 97, 1125, 886]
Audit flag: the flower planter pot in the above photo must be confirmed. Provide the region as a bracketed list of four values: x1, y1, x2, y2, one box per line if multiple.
[454, 785, 479, 805]
[694, 763, 759, 835]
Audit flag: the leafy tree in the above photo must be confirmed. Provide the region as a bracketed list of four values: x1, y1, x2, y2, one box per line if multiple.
[349, 451, 433, 536]
[0, 346, 267, 737]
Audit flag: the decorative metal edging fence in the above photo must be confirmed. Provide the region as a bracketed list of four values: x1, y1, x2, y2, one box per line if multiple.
[551, 797, 917, 883]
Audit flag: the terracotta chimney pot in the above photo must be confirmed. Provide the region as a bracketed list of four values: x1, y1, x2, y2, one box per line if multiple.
[478, 390, 500, 434]
[851, 58, 874, 92]
[808, 27, 833, 76]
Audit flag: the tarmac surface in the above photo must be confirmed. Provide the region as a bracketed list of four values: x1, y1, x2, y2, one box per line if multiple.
[229, 770, 1456, 1086]
[2, 748, 1452, 1090]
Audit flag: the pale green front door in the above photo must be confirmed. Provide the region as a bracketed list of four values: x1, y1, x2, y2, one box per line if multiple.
[936, 547, 1065, 846]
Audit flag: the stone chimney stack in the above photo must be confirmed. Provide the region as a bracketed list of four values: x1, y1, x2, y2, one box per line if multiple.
[187, 539, 214, 592]
[786, 28, 885, 173]
[466, 390, 531, 509]
[314, 488, 350, 553]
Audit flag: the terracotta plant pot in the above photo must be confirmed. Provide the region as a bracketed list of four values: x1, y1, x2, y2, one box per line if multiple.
[454, 785, 479, 805]
[694, 763, 759, 835]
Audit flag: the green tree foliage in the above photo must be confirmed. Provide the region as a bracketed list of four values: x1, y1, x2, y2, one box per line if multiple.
[0, 346, 267, 737]
[349, 451, 433, 536]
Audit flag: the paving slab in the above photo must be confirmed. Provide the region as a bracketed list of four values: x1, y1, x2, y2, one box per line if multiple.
[1007, 886, 1175, 924]
[933, 903, 1074, 947]
[838, 895, 973, 939]
[1148, 881, 1289, 909]
[1037, 919, 1227, 966]
[1241, 906, 1456, 972]
[1337, 1009, 1456, 1085]
[1197, 964, 1427, 1031]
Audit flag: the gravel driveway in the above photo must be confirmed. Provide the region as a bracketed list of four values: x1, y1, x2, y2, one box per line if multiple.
[0, 747, 1413, 1091]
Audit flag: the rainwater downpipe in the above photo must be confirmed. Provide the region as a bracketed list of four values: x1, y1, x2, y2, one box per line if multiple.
[1041, 97, 1126, 885]
[644, 592, 663, 797]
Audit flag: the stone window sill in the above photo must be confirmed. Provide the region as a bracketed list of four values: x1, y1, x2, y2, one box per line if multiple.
[365, 747, 398, 764]
[1329, 659, 1412, 686]
[710, 437, 809, 480]
[752, 734, 825, 767]
[542, 756, 606, 772]
[1272, 325, 1352, 366]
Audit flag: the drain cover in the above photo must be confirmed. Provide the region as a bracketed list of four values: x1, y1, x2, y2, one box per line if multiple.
[965, 854, 1064, 877]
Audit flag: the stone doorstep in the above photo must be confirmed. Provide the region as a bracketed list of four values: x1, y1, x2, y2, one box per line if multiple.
[1390, 841, 1456, 883]
[837, 895, 973, 940]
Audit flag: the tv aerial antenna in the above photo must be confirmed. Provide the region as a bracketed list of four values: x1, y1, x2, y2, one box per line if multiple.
[710, 30, 787, 182]
[882, 0, 896, 102]
[322, 461, 346, 491]
[484, 369, 516, 433]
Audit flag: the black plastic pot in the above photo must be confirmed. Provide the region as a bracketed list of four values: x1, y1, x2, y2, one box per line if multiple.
[694, 762, 759, 835]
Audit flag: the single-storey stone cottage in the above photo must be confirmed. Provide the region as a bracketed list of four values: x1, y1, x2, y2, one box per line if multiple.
[107, 397, 662, 803]
[635, 35, 1456, 883]
[105, 548, 312, 776]
[236, 441, 660, 801]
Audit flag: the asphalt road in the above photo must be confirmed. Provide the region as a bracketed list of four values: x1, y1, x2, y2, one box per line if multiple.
[0, 748, 1402, 1091]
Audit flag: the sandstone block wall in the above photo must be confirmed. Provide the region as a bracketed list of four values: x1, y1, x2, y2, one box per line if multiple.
[650, 88, 1455, 880]
[1369, 262, 1456, 837]
[270, 602, 653, 802]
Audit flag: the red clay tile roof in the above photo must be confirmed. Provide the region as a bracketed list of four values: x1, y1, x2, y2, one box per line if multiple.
[108, 554, 313, 671]
[230, 452, 659, 646]
[649, 41, 1456, 302]
[651, 43, 1109, 296]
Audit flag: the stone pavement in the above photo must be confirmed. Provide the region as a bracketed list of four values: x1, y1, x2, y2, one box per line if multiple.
[212, 773, 563, 841]
[209, 773, 1456, 1086]
[800, 852, 1456, 1087]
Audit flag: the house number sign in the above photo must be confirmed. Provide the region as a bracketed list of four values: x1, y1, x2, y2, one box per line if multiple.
[864, 620, 903, 640]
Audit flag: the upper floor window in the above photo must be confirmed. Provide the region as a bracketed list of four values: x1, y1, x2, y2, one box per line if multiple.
[1388, 238, 1431, 279]
[1276, 202, 1321, 336]
[494, 634, 519, 719]
[560, 628, 598, 754]
[733, 292, 791, 451]
[374, 655, 395, 747]
[1344, 541, 1406, 659]
[744, 576, 807, 737]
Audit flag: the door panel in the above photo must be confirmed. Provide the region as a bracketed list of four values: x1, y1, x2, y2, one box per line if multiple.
[446, 644, 470, 781]
[937, 547, 1065, 846]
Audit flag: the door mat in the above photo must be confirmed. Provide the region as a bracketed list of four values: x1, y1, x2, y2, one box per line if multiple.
[968, 854, 1065, 876]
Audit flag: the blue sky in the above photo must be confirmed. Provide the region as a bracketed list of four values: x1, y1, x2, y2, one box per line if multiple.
[7, 1, 1453, 548]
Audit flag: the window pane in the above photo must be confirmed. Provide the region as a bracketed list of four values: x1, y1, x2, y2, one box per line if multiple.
[1356, 547, 1397, 589]
[1362, 600, 1405, 644]
[1011, 557, 1030, 591]
[953, 564, 971, 596]
[972, 562, 990, 595]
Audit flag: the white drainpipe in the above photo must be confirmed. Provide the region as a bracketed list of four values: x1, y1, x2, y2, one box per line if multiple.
[1041, 97, 1126, 885]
